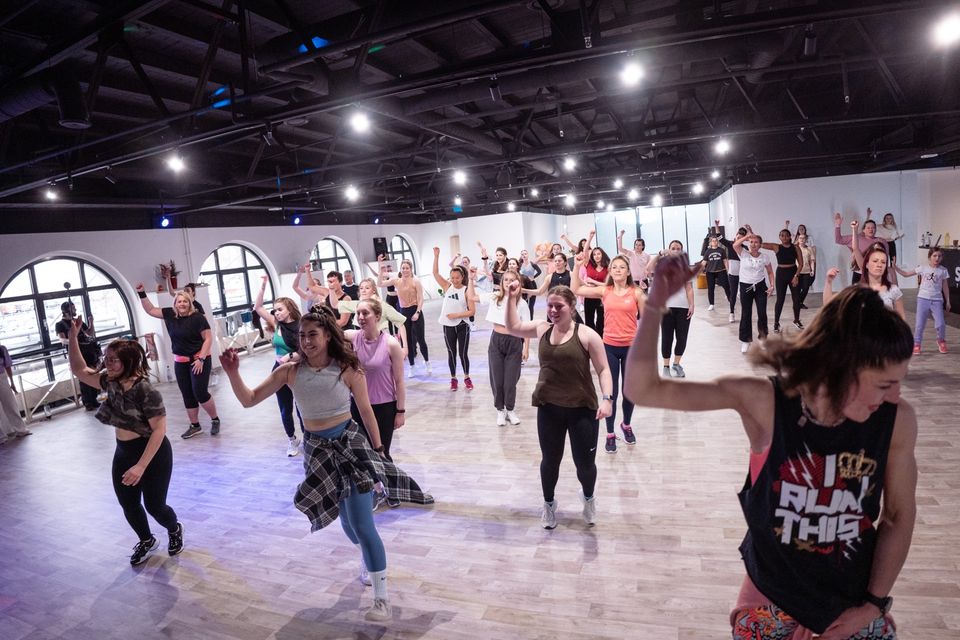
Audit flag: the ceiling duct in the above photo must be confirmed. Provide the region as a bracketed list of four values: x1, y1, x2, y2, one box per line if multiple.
[0, 64, 90, 128]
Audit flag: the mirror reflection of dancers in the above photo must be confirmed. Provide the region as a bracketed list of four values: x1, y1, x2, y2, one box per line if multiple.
[253, 276, 305, 457]
[136, 283, 220, 438]
[66, 320, 183, 566]
[219, 307, 395, 621]
[431, 248, 476, 392]
[625, 255, 917, 640]
[571, 253, 646, 454]
[503, 283, 612, 530]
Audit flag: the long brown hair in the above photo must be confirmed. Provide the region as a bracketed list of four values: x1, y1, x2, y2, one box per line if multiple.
[861, 245, 892, 290]
[751, 286, 912, 416]
[273, 296, 302, 322]
[299, 304, 362, 376]
[605, 255, 635, 287]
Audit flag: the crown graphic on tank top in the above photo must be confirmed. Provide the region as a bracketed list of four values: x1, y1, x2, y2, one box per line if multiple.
[837, 449, 877, 480]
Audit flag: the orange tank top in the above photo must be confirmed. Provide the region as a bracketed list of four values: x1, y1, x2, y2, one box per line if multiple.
[601, 286, 640, 347]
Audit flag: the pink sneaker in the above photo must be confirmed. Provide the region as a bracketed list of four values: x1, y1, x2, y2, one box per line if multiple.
[938, 340, 948, 354]
[464, 377, 474, 391]
[912, 344, 921, 355]
[450, 378, 458, 391]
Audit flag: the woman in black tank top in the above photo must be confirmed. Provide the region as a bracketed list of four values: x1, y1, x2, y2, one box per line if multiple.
[501, 282, 613, 530]
[760, 230, 804, 332]
[624, 257, 918, 639]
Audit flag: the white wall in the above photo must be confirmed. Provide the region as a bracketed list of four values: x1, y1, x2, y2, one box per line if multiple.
[713, 171, 924, 291]
[917, 168, 960, 249]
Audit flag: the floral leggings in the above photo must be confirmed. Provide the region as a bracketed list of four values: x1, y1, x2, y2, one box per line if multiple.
[732, 605, 896, 639]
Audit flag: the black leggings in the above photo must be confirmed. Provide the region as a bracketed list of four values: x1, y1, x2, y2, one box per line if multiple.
[706, 271, 731, 306]
[797, 273, 814, 307]
[739, 281, 769, 343]
[400, 306, 429, 365]
[525, 295, 536, 319]
[727, 273, 740, 313]
[351, 399, 397, 462]
[536, 403, 599, 502]
[660, 308, 691, 359]
[272, 360, 303, 438]
[603, 343, 634, 432]
[112, 436, 178, 540]
[584, 297, 605, 337]
[173, 356, 212, 409]
[774, 266, 800, 325]
[442, 323, 470, 377]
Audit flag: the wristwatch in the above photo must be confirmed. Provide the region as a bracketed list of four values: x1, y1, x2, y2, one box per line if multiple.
[863, 591, 893, 615]
[601, 394, 613, 401]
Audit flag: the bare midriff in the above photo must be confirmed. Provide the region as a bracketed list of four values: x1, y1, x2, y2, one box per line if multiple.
[396, 277, 418, 308]
[303, 411, 353, 432]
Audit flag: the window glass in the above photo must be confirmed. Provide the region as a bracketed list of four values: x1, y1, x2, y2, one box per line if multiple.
[217, 244, 243, 270]
[0, 299, 41, 355]
[247, 269, 271, 301]
[311, 238, 355, 278]
[34, 259, 81, 294]
[1, 270, 32, 298]
[88, 288, 132, 336]
[200, 254, 217, 274]
[221, 272, 248, 310]
[636, 206, 664, 255]
[83, 263, 111, 287]
[662, 205, 689, 255]
[388, 236, 415, 270]
[685, 204, 711, 254]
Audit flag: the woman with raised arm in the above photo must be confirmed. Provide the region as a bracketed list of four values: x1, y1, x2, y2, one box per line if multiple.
[292, 262, 324, 304]
[732, 232, 776, 354]
[758, 229, 804, 332]
[431, 247, 476, 391]
[378, 253, 431, 377]
[624, 256, 917, 640]
[136, 282, 220, 439]
[795, 234, 816, 310]
[618, 229, 651, 289]
[162, 265, 205, 314]
[218, 306, 394, 621]
[503, 281, 612, 530]
[582, 245, 610, 336]
[841, 221, 906, 321]
[337, 277, 407, 356]
[66, 320, 183, 566]
[571, 252, 646, 454]
[646, 241, 696, 377]
[834, 212, 890, 285]
[876, 213, 903, 266]
[253, 276, 304, 457]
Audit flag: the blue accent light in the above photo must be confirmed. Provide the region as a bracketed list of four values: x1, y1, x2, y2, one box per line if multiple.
[297, 36, 330, 53]
[293, 216, 301, 225]
[160, 217, 170, 228]
[452, 205, 463, 213]
[212, 99, 231, 109]
[211, 86, 227, 97]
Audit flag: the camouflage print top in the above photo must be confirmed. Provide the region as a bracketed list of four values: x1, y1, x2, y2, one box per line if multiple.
[95, 373, 166, 438]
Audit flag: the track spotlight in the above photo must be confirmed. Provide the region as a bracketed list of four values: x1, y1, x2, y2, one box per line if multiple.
[166, 154, 185, 172]
[933, 12, 960, 47]
[349, 111, 370, 133]
[564, 194, 576, 207]
[606, 203, 614, 212]
[627, 188, 639, 201]
[620, 61, 644, 87]
[529, 187, 539, 197]
[293, 216, 301, 225]
[693, 182, 705, 195]
[345, 185, 359, 201]
[711, 169, 720, 180]
[44, 188, 58, 201]
[613, 178, 623, 189]
[563, 157, 577, 172]
[454, 195, 462, 206]
[453, 169, 467, 185]
[714, 138, 731, 155]
[104, 167, 118, 184]
[651, 194, 663, 207]
[597, 200, 605, 209]
[160, 216, 170, 228]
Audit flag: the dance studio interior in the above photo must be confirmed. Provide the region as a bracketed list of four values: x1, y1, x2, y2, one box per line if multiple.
[1, 1, 958, 638]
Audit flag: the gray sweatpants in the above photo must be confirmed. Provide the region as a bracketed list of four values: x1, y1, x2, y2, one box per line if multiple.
[488, 332, 523, 411]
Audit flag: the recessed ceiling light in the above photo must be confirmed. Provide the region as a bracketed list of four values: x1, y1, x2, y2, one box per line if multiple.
[627, 188, 639, 201]
[563, 157, 576, 172]
[345, 185, 359, 201]
[606, 203, 614, 212]
[529, 187, 539, 197]
[714, 139, 731, 155]
[507, 202, 516, 211]
[620, 61, 644, 87]
[166, 154, 185, 172]
[564, 194, 576, 207]
[453, 169, 467, 185]
[693, 182, 705, 195]
[44, 188, 58, 201]
[651, 194, 663, 207]
[597, 200, 605, 209]
[613, 178, 623, 189]
[349, 112, 370, 133]
[711, 169, 720, 179]
[933, 13, 960, 47]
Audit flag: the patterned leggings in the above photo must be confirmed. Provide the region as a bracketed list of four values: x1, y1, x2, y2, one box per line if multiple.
[731, 605, 896, 639]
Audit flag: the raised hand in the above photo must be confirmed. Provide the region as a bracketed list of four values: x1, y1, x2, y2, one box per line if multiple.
[135, 282, 145, 292]
[851, 220, 859, 230]
[573, 252, 586, 266]
[834, 212, 842, 227]
[826, 267, 840, 282]
[433, 246, 440, 257]
[377, 254, 386, 261]
[219, 348, 241, 373]
[648, 254, 699, 305]
[618, 228, 625, 238]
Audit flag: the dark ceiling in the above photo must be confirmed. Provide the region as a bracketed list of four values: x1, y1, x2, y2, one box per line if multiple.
[1, 0, 958, 233]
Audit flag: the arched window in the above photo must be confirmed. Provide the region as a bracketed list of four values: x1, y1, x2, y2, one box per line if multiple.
[310, 237, 354, 276]
[0, 257, 134, 383]
[198, 244, 274, 317]
[388, 235, 416, 270]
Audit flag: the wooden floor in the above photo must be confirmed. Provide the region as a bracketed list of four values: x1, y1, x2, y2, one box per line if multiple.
[1, 289, 958, 640]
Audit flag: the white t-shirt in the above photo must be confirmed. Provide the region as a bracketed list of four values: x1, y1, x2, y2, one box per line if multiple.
[877, 285, 903, 310]
[438, 285, 469, 327]
[916, 265, 949, 301]
[739, 251, 773, 285]
[485, 292, 530, 326]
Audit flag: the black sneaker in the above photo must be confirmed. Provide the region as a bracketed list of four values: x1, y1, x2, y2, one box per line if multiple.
[210, 418, 221, 436]
[621, 425, 636, 445]
[793, 320, 804, 330]
[130, 535, 158, 565]
[605, 434, 617, 454]
[181, 424, 202, 439]
[386, 497, 401, 508]
[800, 304, 808, 310]
[773, 323, 781, 333]
[168, 523, 183, 556]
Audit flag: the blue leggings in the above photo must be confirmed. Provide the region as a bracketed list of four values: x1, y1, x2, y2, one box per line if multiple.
[309, 420, 386, 572]
[603, 343, 634, 433]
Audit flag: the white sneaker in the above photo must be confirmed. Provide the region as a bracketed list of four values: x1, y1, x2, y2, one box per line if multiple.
[407, 364, 417, 378]
[364, 598, 391, 622]
[359, 563, 372, 586]
[425, 361, 433, 375]
[506, 410, 521, 425]
[580, 490, 596, 526]
[729, 312, 736, 323]
[286, 436, 300, 457]
[740, 342, 749, 354]
[496, 410, 506, 426]
[541, 500, 557, 530]
[707, 304, 714, 311]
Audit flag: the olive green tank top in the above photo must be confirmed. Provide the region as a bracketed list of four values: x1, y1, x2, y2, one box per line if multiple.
[531, 323, 598, 409]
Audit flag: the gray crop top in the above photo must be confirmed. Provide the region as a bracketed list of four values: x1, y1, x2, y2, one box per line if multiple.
[290, 360, 352, 420]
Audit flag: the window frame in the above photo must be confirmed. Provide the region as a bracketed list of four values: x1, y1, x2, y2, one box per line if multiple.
[309, 237, 355, 278]
[387, 235, 416, 271]
[198, 243, 274, 318]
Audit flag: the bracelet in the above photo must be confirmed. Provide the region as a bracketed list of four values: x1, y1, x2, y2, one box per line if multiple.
[396, 409, 406, 413]
[137, 290, 147, 299]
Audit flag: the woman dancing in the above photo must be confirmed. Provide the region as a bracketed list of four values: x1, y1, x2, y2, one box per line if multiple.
[379, 255, 431, 377]
[504, 283, 612, 529]
[432, 247, 476, 391]
[625, 255, 917, 640]
[67, 321, 183, 566]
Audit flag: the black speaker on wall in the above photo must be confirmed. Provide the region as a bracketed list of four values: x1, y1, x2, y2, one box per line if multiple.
[373, 236, 388, 258]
